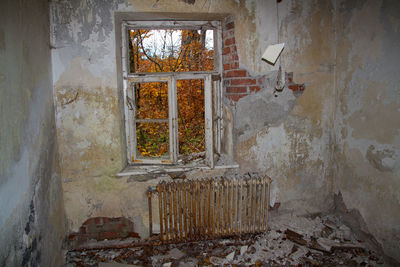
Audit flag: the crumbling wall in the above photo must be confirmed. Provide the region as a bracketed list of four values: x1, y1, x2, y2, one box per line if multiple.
[0, 0, 66, 266]
[51, 0, 337, 239]
[334, 0, 400, 261]
[234, 0, 336, 214]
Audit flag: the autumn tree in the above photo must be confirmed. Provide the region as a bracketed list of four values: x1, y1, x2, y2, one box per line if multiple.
[129, 29, 214, 158]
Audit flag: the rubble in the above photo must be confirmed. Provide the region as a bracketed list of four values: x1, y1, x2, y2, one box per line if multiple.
[66, 212, 388, 266]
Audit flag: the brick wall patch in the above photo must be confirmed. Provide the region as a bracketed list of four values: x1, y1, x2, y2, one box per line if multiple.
[222, 16, 305, 103]
[68, 217, 140, 247]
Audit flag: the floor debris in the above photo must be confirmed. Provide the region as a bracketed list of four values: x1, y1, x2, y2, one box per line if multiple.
[66, 212, 388, 266]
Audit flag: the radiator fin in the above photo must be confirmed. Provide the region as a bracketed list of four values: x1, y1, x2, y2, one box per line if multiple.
[155, 173, 271, 242]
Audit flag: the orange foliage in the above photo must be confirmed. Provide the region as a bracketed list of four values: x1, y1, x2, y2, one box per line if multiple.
[129, 29, 213, 158]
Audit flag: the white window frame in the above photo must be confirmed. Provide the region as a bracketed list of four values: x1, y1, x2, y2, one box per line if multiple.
[121, 20, 223, 167]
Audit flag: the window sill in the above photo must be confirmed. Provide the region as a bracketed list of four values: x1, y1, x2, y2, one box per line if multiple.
[116, 163, 239, 177]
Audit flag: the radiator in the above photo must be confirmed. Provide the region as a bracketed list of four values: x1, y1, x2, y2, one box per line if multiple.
[149, 173, 271, 242]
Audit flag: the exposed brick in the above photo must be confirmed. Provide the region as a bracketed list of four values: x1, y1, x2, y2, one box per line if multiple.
[68, 233, 77, 240]
[285, 72, 293, 84]
[223, 47, 230, 55]
[79, 225, 87, 234]
[226, 93, 248, 102]
[117, 223, 126, 231]
[288, 84, 305, 91]
[224, 70, 247, 78]
[231, 62, 239, 69]
[231, 78, 257, 86]
[223, 63, 231, 70]
[224, 37, 236, 46]
[224, 15, 234, 24]
[222, 30, 234, 40]
[250, 86, 261, 92]
[223, 54, 238, 63]
[128, 232, 140, 239]
[100, 231, 120, 240]
[83, 218, 92, 225]
[226, 86, 247, 93]
[257, 77, 264, 85]
[68, 217, 139, 246]
[225, 22, 235, 31]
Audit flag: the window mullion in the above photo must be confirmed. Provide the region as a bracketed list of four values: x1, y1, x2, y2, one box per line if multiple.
[204, 75, 214, 168]
[169, 76, 178, 163]
[129, 84, 138, 163]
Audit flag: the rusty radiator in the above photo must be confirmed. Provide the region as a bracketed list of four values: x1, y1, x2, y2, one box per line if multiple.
[149, 173, 271, 242]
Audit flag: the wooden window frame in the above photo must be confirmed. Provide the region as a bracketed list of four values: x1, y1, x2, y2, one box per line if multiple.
[121, 20, 223, 167]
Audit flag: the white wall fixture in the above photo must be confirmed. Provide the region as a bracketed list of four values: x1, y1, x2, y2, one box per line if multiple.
[262, 43, 285, 65]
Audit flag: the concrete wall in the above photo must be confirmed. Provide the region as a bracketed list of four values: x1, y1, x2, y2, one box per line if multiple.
[0, 0, 66, 266]
[334, 0, 400, 261]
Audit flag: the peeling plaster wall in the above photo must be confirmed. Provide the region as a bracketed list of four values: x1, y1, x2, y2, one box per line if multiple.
[334, 0, 400, 261]
[0, 0, 66, 266]
[50, 0, 285, 238]
[51, 0, 339, 239]
[236, 0, 336, 213]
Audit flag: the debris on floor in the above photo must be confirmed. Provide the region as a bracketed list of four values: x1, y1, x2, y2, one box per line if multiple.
[66, 212, 387, 266]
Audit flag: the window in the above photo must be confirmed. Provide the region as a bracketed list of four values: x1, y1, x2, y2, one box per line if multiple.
[121, 20, 222, 167]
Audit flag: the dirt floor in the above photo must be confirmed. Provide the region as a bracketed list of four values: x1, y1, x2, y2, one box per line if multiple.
[65, 212, 389, 266]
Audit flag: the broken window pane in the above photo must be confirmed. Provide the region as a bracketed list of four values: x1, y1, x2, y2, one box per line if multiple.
[136, 122, 169, 158]
[129, 29, 214, 73]
[177, 79, 205, 155]
[134, 82, 168, 119]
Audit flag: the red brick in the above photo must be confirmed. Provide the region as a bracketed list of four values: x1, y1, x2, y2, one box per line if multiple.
[288, 84, 305, 91]
[224, 37, 236, 46]
[117, 223, 127, 231]
[222, 30, 234, 40]
[83, 218, 93, 225]
[101, 231, 120, 240]
[285, 72, 293, 83]
[231, 62, 239, 69]
[226, 86, 247, 93]
[79, 225, 87, 234]
[225, 22, 235, 30]
[68, 233, 77, 240]
[231, 78, 257, 86]
[223, 55, 232, 63]
[94, 217, 102, 225]
[226, 94, 248, 102]
[224, 70, 247, 78]
[223, 63, 231, 70]
[223, 47, 230, 55]
[257, 78, 264, 85]
[250, 86, 261, 92]
[128, 232, 140, 239]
